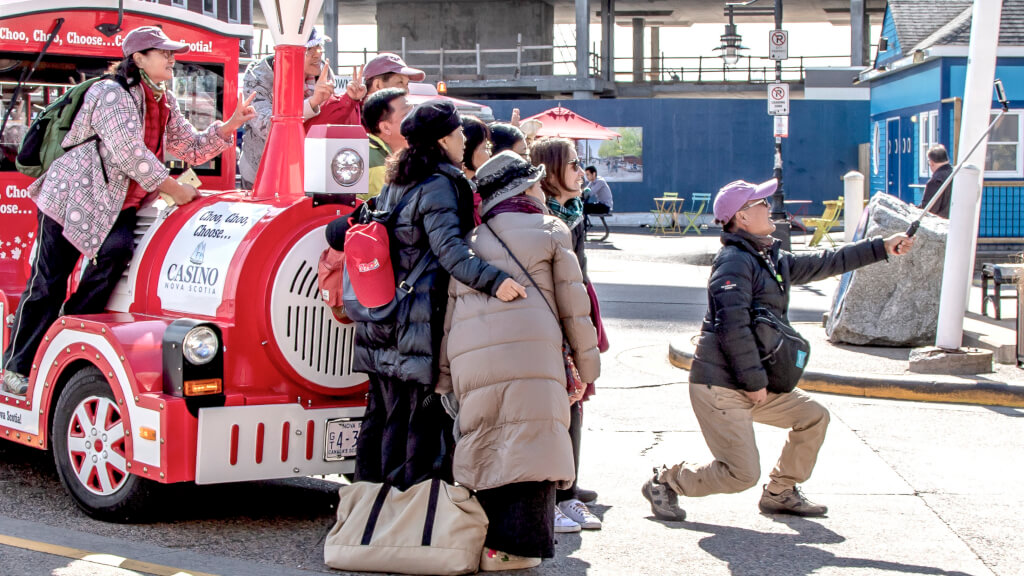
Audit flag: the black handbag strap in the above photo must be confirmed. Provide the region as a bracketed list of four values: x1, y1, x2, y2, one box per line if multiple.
[482, 221, 571, 353]
[421, 478, 442, 546]
[361, 483, 391, 545]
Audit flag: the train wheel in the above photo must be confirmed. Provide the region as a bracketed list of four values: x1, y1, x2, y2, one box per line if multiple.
[52, 367, 155, 522]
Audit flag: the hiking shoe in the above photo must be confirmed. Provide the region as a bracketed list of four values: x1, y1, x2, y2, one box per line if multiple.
[2, 371, 27, 396]
[574, 487, 598, 504]
[554, 504, 581, 533]
[480, 547, 541, 571]
[641, 467, 686, 521]
[758, 485, 828, 517]
[558, 498, 601, 530]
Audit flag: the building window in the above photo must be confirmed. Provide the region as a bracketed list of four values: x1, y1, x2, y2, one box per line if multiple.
[986, 111, 1023, 178]
[203, 0, 216, 18]
[171, 0, 186, 7]
[918, 110, 939, 178]
[228, 0, 241, 22]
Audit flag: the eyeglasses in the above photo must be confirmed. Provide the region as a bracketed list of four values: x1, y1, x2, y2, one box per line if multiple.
[567, 158, 581, 169]
[740, 198, 770, 211]
[151, 49, 176, 60]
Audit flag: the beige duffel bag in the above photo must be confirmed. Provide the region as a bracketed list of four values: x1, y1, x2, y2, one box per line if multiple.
[324, 478, 488, 575]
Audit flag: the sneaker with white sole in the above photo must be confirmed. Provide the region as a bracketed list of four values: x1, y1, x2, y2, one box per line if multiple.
[558, 498, 601, 530]
[554, 504, 581, 533]
[480, 547, 542, 571]
[2, 371, 28, 396]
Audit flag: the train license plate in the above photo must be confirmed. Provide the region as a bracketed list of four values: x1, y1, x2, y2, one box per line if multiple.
[324, 418, 360, 461]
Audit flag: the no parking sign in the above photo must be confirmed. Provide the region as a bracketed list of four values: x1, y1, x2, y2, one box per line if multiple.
[768, 83, 789, 116]
[769, 29, 788, 61]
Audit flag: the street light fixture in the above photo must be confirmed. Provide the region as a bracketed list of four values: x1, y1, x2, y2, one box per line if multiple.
[714, 4, 748, 66]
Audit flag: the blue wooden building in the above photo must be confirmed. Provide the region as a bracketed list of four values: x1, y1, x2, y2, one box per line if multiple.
[862, 0, 1024, 240]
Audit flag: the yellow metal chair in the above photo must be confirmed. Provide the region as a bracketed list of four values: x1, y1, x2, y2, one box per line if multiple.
[651, 192, 680, 234]
[682, 193, 711, 234]
[804, 197, 844, 248]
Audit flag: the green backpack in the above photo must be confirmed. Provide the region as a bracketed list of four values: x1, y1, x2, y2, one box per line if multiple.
[15, 75, 127, 179]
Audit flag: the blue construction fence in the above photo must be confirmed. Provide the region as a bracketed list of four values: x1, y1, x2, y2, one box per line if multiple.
[483, 98, 870, 215]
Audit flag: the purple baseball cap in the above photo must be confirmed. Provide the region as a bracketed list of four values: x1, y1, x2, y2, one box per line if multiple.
[121, 26, 189, 57]
[306, 27, 331, 49]
[713, 178, 778, 223]
[363, 53, 426, 82]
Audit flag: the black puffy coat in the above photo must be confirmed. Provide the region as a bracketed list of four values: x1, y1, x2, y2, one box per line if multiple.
[689, 231, 888, 393]
[353, 163, 512, 388]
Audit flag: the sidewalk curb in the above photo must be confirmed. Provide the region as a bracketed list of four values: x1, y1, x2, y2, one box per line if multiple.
[669, 338, 1024, 408]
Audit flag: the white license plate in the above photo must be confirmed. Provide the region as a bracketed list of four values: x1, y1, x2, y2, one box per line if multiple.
[324, 418, 360, 461]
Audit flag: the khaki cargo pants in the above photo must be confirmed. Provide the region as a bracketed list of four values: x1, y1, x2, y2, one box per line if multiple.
[659, 384, 830, 497]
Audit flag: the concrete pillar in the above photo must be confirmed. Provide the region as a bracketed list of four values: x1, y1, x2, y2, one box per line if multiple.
[601, 0, 614, 82]
[576, 0, 590, 81]
[850, 0, 868, 67]
[632, 17, 644, 82]
[936, 0, 1003, 350]
[324, 0, 338, 71]
[650, 26, 660, 81]
[843, 171, 864, 242]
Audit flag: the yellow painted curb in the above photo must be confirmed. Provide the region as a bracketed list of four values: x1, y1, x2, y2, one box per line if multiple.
[0, 533, 219, 576]
[669, 341, 1024, 408]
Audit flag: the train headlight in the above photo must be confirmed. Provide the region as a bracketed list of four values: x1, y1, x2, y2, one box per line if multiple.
[182, 326, 219, 365]
[331, 148, 364, 187]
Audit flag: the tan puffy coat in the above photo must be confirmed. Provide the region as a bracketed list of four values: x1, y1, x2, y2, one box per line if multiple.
[439, 211, 600, 491]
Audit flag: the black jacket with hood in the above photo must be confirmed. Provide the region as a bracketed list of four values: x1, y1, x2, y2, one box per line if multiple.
[353, 162, 512, 388]
[688, 231, 888, 393]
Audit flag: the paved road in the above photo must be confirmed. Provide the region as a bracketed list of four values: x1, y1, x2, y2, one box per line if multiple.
[0, 231, 1021, 575]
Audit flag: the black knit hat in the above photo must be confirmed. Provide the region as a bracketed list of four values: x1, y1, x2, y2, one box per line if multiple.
[401, 99, 461, 146]
[475, 151, 546, 216]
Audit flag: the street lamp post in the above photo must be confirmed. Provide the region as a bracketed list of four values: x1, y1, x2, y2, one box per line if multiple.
[769, 0, 790, 250]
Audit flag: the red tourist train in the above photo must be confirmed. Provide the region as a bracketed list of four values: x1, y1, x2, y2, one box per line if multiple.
[0, 0, 368, 520]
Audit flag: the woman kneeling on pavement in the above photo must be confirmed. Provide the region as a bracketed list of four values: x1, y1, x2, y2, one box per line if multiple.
[439, 151, 600, 571]
[2, 26, 255, 396]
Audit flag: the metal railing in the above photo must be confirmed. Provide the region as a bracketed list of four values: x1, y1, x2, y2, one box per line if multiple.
[250, 35, 849, 85]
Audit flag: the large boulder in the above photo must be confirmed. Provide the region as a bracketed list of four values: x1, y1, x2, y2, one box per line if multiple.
[825, 193, 948, 346]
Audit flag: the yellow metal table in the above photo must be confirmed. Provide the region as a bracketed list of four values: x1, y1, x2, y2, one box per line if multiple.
[652, 196, 686, 234]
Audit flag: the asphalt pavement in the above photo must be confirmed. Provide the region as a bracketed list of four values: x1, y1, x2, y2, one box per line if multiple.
[0, 229, 1021, 576]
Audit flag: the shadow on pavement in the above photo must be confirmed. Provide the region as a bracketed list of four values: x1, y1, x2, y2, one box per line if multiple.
[655, 516, 974, 576]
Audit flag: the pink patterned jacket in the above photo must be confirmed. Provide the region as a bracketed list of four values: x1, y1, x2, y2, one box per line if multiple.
[28, 79, 232, 258]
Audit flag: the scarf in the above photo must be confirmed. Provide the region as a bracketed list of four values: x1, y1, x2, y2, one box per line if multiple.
[546, 196, 584, 230]
[482, 195, 545, 222]
[123, 80, 170, 209]
[735, 229, 776, 253]
[139, 70, 166, 102]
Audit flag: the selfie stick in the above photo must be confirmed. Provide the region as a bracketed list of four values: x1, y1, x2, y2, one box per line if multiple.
[906, 79, 1010, 238]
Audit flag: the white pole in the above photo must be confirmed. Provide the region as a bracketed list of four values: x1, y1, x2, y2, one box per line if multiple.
[843, 171, 864, 242]
[935, 0, 1002, 350]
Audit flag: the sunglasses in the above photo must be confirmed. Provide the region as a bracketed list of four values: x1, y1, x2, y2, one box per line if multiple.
[741, 198, 770, 210]
[567, 158, 582, 169]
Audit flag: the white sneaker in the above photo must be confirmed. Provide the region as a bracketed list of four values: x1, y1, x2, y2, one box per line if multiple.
[2, 371, 28, 396]
[553, 504, 581, 533]
[559, 498, 601, 530]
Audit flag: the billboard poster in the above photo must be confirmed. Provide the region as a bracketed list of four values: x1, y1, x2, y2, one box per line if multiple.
[578, 127, 643, 182]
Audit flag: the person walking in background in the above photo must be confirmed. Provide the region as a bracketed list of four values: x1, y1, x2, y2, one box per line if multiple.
[920, 144, 952, 219]
[351, 100, 527, 489]
[460, 115, 491, 225]
[360, 87, 412, 199]
[583, 165, 613, 215]
[490, 123, 529, 160]
[530, 137, 603, 532]
[239, 27, 366, 189]
[2, 26, 255, 395]
[641, 179, 915, 522]
[439, 151, 599, 571]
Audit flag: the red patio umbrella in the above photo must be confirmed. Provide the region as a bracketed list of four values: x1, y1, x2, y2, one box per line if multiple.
[522, 106, 620, 140]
